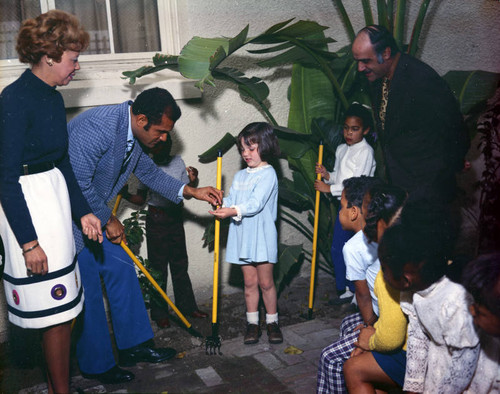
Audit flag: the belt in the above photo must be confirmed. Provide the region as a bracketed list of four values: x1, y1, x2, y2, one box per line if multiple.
[21, 162, 56, 176]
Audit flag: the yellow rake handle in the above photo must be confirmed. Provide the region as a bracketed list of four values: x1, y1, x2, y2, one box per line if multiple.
[212, 152, 222, 324]
[121, 241, 192, 329]
[308, 142, 324, 310]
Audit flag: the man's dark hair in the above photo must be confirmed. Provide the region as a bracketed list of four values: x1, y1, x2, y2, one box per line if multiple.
[358, 25, 400, 63]
[237, 122, 281, 162]
[132, 88, 181, 131]
[342, 176, 381, 209]
[462, 253, 500, 318]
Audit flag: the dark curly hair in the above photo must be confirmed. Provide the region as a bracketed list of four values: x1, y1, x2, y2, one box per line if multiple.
[343, 176, 382, 209]
[132, 88, 181, 131]
[379, 200, 452, 284]
[237, 122, 280, 162]
[364, 184, 407, 243]
[344, 102, 373, 131]
[462, 253, 500, 318]
[16, 9, 89, 65]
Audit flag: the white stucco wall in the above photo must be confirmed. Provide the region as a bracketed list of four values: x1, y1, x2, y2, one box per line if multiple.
[1, 0, 499, 341]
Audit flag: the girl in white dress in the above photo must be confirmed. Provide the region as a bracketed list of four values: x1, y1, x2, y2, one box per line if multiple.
[210, 122, 282, 345]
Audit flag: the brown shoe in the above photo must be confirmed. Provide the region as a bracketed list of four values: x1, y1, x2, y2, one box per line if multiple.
[243, 323, 261, 345]
[267, 322, 283, 344]
[155, 317, 170, 328]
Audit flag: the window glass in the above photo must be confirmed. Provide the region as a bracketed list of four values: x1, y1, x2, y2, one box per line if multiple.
[110, 0, 160, 53]
[54, 0, 110, 54]
[0, 0, 161, 58]
[0, 0, 40, 60]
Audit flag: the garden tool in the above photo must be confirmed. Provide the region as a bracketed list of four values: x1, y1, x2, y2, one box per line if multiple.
[308, 141, 324, 320]
[112, 194, 202, 338]
[206, 151, 223, 355]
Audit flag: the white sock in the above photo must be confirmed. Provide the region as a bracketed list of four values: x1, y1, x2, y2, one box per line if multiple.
[266, 313, 278, 324]
[246, 311, 259, 325]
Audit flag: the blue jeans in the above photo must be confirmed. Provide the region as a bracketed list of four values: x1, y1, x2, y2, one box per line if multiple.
[330, 211, 355, 292]
[76, 236, 153, 374]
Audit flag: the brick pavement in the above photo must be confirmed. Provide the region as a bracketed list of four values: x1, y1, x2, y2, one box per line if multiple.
[4, 316, 343, 393]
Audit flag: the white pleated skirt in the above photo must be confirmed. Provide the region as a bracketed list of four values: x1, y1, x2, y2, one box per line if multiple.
[0, 168, 84, 329]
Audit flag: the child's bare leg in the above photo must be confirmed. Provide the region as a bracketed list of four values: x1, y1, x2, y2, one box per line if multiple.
[256, 263, 277, 314]
[241, 265, 259, 312]
[343, 352, 398, 394]
[42, 322, 71, 394]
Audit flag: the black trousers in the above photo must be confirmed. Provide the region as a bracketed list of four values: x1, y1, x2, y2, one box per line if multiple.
[146, 205, 198, 319]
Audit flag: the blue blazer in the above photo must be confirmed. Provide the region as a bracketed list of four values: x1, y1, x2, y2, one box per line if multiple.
[68, 101, 184, 252]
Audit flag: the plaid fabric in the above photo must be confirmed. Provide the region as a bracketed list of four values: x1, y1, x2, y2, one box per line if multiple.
[317, 313, 364, 393]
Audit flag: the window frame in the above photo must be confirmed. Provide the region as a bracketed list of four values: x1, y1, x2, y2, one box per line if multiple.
[0, 0, 200, 107]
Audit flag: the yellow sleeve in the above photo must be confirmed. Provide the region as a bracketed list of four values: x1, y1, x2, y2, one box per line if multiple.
[369, 271, 408, 352]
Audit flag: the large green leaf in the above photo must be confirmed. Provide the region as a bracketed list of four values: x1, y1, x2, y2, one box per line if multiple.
[122, 54, 179, 84]
[443, 70, 500, 115]
[407, 0, 431, 56]
[213, 67, 270, 103]
[332, 0, 355, 42]
[177, 25, 250, 86]
[198, 133, 236, 162]
[274, 243, 304, 294]
[288, 63, 336, 134]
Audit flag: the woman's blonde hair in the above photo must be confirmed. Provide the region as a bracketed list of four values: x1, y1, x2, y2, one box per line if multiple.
[16, 9, 89, 65]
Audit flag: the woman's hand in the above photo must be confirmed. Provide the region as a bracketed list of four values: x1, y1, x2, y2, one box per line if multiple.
[22, 240, 48, 275]
[81, 213, 103, 243]
[314, 180, 331, 193]
[209, 207, 236, 219]
[315, 163, 329, 180]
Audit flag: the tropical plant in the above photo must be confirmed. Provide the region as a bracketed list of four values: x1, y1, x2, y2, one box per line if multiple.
[123, 1, 499, 279]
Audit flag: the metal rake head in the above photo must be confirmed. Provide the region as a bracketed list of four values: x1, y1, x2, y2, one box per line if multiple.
[205, 335, 222, 355]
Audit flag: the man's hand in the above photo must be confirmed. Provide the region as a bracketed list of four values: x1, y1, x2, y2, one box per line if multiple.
[315, 163, 330, 180]
[105, 214, 126, 244]
[81, 213, 103, 243]
[209, 207, 236, 219]
[184, 185, 223, 206]
[314, 180, 331, 193]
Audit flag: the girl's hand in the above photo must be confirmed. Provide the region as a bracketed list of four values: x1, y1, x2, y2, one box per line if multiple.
[22, 240, 48, 276]
[81, 213, 103, 243]
[209, 207, 237, 219]
[354, 325, 375, 351]
[314, 180, 331, 193]
[315, 163, 329, 180]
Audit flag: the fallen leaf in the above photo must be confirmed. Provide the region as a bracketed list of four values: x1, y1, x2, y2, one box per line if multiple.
[175, 351, 186, 359]
[284, 345, 303, 355]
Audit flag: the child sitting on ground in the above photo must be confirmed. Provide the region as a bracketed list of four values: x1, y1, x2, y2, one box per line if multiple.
[209, 122, 282, 345]
[462, 253, 500, 393]
[317, 181, 407, 393]
[315, 103, 377, 304]
[374, 202, 480, 393]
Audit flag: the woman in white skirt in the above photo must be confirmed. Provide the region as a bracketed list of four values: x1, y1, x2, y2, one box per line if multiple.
[0, 10, 102, 393]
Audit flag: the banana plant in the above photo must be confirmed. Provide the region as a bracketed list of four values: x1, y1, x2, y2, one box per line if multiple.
[123, 1, 500, 278]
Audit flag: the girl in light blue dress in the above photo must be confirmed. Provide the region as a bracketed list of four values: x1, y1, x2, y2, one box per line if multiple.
[210, 122, 282, 345]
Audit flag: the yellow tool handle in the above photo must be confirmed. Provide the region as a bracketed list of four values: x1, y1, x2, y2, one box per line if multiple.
[212, 153, 222, 324]
[309, 142, 324, 310]
[121, 241, 192, 329]
[112, 194, 122, 216]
